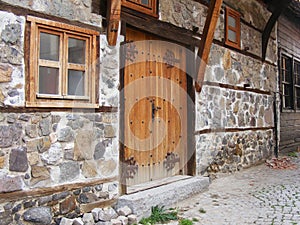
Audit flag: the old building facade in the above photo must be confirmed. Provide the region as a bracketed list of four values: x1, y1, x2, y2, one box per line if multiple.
[0, 0, 292, 223]
[278, 4, 300, 153]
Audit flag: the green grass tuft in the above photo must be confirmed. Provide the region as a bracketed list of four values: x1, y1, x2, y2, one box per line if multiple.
[288, 152, 298, 158]
[179, 219, 194, 225]
[139, 205, 178, 225]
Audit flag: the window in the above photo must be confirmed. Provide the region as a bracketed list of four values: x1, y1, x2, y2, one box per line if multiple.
[121, 0, 158, 17]
[225, 7, 241, 49]
[26, 16, 99, 108]
[294, 61, 300, 109]
[281, 56, 293, 109]
[280, 54, 300, 110]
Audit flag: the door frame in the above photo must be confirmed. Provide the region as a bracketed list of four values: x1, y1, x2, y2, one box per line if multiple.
[119, 22, 196, 194]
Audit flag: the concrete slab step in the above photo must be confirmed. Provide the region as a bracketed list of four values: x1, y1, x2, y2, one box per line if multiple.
[116, 176, 210, 219]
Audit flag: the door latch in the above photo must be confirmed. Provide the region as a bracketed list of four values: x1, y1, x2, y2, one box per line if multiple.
[152, 101, 161, 120]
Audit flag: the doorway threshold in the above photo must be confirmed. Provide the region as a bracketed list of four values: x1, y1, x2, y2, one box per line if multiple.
[126, 175, 192, 194]
[117, 176, 209, 219]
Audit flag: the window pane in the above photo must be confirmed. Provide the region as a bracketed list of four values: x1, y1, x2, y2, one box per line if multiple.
[283, 83, 293, 109]
[285, 96, 292, 108]
[228, 16, 236, 28]
[141, 0, 149, 5]
[68, 38, 86, 64]
[296, 75, 300, 86]
[282, 57, 292, 83]
[68, 70, 85, 96]
[295, 62, 300, 85]
[40, 32, 60, 61]
[296, 88, 300, 109]
[228, 29, 237, 42]
[284, 85, 290, 96]
[39, 67, 59, 95]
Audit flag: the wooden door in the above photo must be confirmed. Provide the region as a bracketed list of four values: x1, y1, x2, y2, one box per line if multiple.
[123, 28, 188, 188]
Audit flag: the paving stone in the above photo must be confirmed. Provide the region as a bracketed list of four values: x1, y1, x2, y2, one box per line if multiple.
[173, 154, 300, 225]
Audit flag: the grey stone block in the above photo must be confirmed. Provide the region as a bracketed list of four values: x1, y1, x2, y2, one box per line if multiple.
[23, 207, 52, 225]
[117, 176, 209, 219]
[117, 206, 132, 216]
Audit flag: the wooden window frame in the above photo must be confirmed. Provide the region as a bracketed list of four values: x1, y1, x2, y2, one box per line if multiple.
[225, 7, 241, 49]
[281, 55, 293, 109]
[26, 16, 99, 108]
[279, 52, 300, 112]
[294, 60, 300, 109]
[121, 0, 158, 17]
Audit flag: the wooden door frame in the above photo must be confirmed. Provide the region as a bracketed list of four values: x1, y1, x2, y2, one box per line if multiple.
[119, 22, 196, 194]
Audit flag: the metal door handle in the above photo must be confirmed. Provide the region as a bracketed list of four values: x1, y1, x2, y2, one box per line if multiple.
[152, 102, 161, 120]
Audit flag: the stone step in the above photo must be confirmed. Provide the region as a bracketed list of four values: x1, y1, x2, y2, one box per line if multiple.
[116, 176, 210, 219]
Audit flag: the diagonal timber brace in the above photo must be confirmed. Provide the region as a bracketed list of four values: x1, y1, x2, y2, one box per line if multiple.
[262, 0, 292, 61]
[195, 0, 223, 93]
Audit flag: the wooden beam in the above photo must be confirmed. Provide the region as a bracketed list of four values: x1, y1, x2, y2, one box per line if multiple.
[195, 0, 223, 92]
[262, 0, 292, 61]
[121, 7, 200, 47]
[195, 126, 274, 135]
[107, 0, 121, 46]
[0, 177, 117, 203]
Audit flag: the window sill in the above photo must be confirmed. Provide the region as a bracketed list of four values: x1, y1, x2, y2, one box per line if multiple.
[36, 94, 90, 101]
[26, 101, 99, 109]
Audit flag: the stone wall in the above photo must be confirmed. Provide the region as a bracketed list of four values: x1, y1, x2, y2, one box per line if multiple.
[196, 129, 274, 174]
[159, 0, 224, 42]
[0, 0, 121, 224]
[0, 112, 119, 223]
[196, 86, 274, 131]
[157, 0, 278, 174]
[0, 112, 118, 188]
[0, 11, 25, 107]
[0, 0, 101, 26]
[0, 0, 280, 223]
[0, 181, 118, 224]
[207, 44, 277, 92]
[159, 0, 277, 63]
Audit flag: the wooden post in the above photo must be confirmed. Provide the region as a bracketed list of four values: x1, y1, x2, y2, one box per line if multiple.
[195, 0, 223, 92]
[107, 0, 121, 46]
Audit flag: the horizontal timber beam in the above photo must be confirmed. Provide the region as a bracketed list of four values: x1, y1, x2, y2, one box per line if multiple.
[0, 177, 117, 203]
[195, 126, 274, 135]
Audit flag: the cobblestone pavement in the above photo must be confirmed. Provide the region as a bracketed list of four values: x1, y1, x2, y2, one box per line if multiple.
[172, 153, 300, 225]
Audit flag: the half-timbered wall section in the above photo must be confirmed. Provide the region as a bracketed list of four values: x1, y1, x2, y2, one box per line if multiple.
[0, 0, 121, 223]
[160, 0, 277, 174]
[278, 15, 300, 152]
